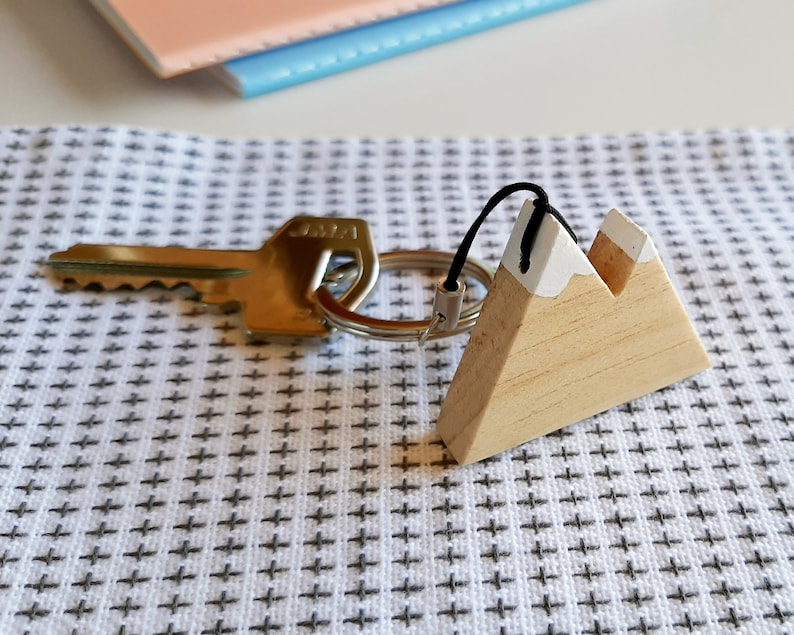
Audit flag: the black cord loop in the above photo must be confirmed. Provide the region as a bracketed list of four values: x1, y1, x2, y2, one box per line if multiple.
[443, 182, 577, 291]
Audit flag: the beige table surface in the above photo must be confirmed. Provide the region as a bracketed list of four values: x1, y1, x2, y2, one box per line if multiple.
[1, 0, 793, 139]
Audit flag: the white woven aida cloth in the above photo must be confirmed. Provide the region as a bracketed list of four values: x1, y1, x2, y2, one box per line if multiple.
[0, 127, 792, 634]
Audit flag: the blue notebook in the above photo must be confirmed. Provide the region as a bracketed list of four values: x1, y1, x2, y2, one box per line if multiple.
[210, 0, 591, 98]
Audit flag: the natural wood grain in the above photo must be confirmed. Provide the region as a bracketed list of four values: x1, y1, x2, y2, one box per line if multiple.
[437, 208, 711, 464]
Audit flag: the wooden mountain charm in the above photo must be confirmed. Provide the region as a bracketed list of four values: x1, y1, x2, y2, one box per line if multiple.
[437, 202, 711, 464]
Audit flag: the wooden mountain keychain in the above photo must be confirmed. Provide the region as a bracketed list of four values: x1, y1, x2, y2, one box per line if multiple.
[437, 186, 711, 464]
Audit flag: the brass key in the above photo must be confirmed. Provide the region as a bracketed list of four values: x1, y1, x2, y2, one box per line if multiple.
[48, 216, 379, 338]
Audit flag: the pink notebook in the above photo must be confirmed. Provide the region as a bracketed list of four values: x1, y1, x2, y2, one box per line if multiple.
[90, 0, 461, 78]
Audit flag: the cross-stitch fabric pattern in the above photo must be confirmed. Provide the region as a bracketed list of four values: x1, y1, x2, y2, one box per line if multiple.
[0, 126, 792, 633]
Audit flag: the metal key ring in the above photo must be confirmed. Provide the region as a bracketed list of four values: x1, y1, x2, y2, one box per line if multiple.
[316, 250, 495, 342]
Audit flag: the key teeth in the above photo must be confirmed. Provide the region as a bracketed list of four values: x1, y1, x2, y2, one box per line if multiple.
[55, 276, 198, 294]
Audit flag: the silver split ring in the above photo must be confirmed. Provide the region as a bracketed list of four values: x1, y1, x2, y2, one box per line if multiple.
[316, 250, 495, 342]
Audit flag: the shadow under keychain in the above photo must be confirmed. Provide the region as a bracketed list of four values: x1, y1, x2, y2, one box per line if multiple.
[47, 182, 710, 464]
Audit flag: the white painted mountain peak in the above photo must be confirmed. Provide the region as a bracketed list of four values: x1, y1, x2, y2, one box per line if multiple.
[501, 200, 599, 298]
[599, 208, 658, 264]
